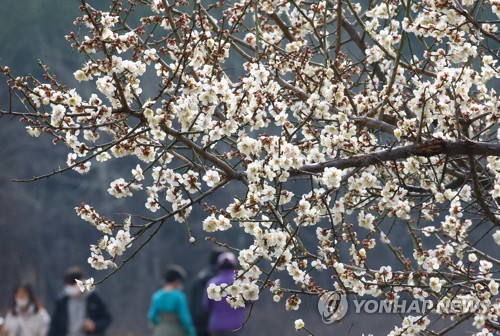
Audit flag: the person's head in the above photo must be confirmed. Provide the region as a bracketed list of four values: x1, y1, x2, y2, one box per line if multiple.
[209, 246, 226, 266]
[216, 252, 238, 270]
[164, 265, 186, 288]
[11, 283, 40, 314]
[63, 266, 84, 298]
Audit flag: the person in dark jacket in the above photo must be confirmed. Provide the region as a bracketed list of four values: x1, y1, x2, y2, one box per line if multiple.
[189, 247, 225, 336]
[48, 267, 111, 336]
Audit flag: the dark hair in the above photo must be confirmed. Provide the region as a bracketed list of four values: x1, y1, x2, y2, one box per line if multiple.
[218, 258, 236, 270]
[164, 265, 186, 284]
[209, 247, 226, 266]
[10, 283, 40, 315]
[216, 252, 237, 270]
[63, 266, 84, 285]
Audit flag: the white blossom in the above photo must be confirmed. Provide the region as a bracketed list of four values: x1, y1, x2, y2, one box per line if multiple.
[294, 319, 305, 331]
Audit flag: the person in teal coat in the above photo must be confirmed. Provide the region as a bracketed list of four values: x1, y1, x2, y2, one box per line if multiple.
[148, 265, 195, 336]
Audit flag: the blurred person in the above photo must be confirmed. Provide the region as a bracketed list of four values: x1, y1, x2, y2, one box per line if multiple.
[205, 252, 245, 336]
[48, 266, 111, 336]
[189, 247, 225, 336]
[0, 283, 50, 336]
[148, 265, 195, 336]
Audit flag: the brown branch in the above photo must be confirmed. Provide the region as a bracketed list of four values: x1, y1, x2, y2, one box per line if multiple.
[295, 139, 500, 174]
[13, 126, 149, 182]
[335, 0, 342, 59]
[451, 4, 500, 44]
[0, 109, 40, 118]
[161, 125, 248, 185]
[269, 12, 296, 42]
[275, 76, 310, 101]
[352, 116, 397, 133]
[435, 313, 473, 336]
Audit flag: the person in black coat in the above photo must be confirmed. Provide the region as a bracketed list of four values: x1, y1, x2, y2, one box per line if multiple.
[48, 267, 111, 336]
[189, 247, 225, 336]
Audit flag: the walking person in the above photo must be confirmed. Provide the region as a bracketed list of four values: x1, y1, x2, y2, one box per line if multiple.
[147, 265, 195, 336]
[189, 247, 225, 336]
[48, 266, 111, 336]
[0, 283, 50, 336]
[205, 252, 245, 336]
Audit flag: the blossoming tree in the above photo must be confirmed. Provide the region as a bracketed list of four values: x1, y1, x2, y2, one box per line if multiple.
[1, 0, 499, 334]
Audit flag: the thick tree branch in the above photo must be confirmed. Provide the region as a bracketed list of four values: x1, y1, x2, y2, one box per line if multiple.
[296, 139, 500, 174]
[269, 12, 296, 42]
[353, 116, 397, 133]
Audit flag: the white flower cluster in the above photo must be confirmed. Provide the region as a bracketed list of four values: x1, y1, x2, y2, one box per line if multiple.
[75, 204, 133, 270]
[388, 316, 430, 335]
[75, 278, 95, 292]
[87, 226, 133, 270]
[206, 266, 262, 308]
[202, 214, 231, 232]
